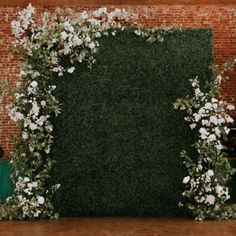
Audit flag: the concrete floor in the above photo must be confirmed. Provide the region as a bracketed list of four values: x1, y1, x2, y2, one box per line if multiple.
[0, 217, 236, 236]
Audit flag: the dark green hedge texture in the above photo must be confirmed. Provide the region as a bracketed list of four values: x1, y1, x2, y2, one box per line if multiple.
[50, 29, 213, 216]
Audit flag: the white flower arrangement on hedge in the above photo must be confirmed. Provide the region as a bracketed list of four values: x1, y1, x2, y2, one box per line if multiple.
[0, 4, 175, 220]
[1, 3, 235, 221]
[174, 58, 236, 220]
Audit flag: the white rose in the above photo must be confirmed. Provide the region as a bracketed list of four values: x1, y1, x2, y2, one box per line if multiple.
[22, 131, 28, 140]
[190, 123, 196, 129]
[194, 114, 201, 122]
[208, 134, 216, 142]
[206, 194, 215, 205]
[37, 196, 45, 205]
[227, 104, 235, 111]
[205, 103, 212, 110]
[41, 101, 46, 107]
[207, 169, 214, 177]
[36, 115, 47, 126]
[214, 127, 221, 137]
[31, 102, 40, 116]
[183, 176, 190, 184]
[85, 36, 91, 43]
[210, 116, 218, 125]
[73, 36, 82, 46]
[61, 31, 68, 40]
[225, 115, 233, 124]
[211, 98, 218, 103]
[24, 177, 30, 183]
[88, 42, 96, 49]
[29, 123, 38, 131]
[15, 112, 24, 120]
[95, 32, 101, 38]
[215, 185, 223, 194]
[30, 80, 38, 88]
[199, 128, 209, 136]
[67, 67, 75, 74]
[215, 143, 223, 150]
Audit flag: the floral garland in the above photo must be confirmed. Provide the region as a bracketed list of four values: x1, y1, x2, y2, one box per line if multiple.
[174, 58, 236, 220]
[0, 4, 174, 220]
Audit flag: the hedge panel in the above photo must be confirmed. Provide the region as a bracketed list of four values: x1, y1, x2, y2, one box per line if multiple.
[50, 29, 213, 216]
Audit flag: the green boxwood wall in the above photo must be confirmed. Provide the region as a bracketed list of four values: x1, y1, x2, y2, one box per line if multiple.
[50, 29, 213, 216]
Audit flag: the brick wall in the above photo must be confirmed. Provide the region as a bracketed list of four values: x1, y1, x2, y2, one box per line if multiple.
[0, 2, 236, 158]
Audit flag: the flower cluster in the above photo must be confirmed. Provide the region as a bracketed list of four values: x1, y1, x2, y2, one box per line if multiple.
[134, 26, 175, 43]
[174, 57, 236, 220]
[1, 4, 140, 220]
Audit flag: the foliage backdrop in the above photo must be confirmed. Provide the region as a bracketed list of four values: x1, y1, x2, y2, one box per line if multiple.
[50, 29, 213, 216]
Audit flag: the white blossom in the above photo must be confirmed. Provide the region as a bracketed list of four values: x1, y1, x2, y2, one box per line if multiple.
[40, 101, 46, 107]
[207, 169, 214, 177]
[205, 194, 215, 205]
[210, 116, 218, 125]
[183, 176, 190, 184]
[208, 134, 216, 142]
[37, 196, 45, 205]
[190, 123, 196, 129]
[67, 67, 75, 73]
[61, 31, 68, 40]
[22, 131, 29, 140]
[205, 103, 212, 110]
[227, 104, 235, 111]
[29, 122, 38, 131]
[225, 115, 233, 124]
[88, 42, 96, 49]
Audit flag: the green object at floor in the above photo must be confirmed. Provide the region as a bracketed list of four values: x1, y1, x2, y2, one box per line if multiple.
[0, 160, 13, 201]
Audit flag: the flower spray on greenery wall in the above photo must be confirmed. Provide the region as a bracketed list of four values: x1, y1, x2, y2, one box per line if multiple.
[174, 57, 236, 220]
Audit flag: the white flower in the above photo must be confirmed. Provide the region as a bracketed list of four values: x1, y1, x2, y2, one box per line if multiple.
[227, 104, 235, 111]
[31, 102, 40, 116]
[215, 142, 223, 150]
[15, 112, 24, 120]
[205, 194, 215, 205]
[190, 123, 196, 129]
[199, 128, 209, 136]
[73, 36, 82, 46]
[210, 116, 218, 125]
[208, 134, 216, 142]
[216, 185, 223, 195]
[24, 177, 30, 183]
[37, 196, 45, 205]
[22, 131, 28, 140]
[36, 115, 47, 126]
[30, 80, 38, 88]
[207, 169, 214, 177]
[224, 127, 230, 134]
[41, 101, 46, 107]
[225, 115, 233, 124]
[216, 75, 222, 83]
[195, 88, 203, 97]
[183, 176, 190, 184]
[61, 31, 68, 40]
[85, 36, 91, 43]
[214, 127, 221, 137]
[212, 98, 218, 103]
[29, 122, 38, 130]
[88, 42, 96, 49]
[218, 118, 225, 124]
[67, 67, 75, 73]
[194, 114, 201, 122]
[95, 32, 101, 38]
[205, 103, 212, 110]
